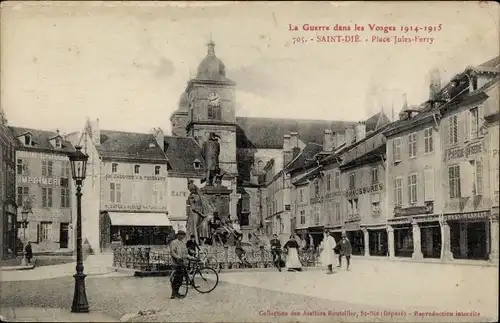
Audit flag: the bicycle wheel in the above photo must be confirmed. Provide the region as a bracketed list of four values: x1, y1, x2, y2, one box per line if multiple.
[192, 267, 218, 294]
[206, 257, 220, 273]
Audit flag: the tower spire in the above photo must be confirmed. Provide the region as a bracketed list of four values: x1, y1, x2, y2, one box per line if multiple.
[207, 34, 215, 55]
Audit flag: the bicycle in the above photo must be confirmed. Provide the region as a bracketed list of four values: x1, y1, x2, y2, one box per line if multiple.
[170, 259, 219, 297]
[271, 248, 283, 271]
[198, 249, 221, 273]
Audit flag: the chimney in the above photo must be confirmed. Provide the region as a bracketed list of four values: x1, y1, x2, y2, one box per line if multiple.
[344, 127, 355, 146]
[92, 118, 101, 146]
[56, 129, 60, 136]
[290, 132, 299, 148]
[152, 127, 165, 151]
[355, 121, 366, 142]
[323, 129, 334, 152]
[283, 134, 292, 151]
[429, 68, 441, 100]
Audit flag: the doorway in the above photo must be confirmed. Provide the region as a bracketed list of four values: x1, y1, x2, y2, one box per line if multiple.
[59, 223, 69, 249]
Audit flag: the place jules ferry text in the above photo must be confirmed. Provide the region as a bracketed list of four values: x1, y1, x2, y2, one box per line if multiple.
[289, 23, 442, 45]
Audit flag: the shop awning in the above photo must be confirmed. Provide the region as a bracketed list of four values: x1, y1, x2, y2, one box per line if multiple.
[108, 212, 172, 227]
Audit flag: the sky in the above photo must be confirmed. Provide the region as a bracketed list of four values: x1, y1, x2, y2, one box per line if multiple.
[1, 1, 499, 135]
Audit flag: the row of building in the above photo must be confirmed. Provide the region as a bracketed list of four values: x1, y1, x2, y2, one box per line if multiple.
[261, 57, 499, 262]
[1, 40, 498, 263]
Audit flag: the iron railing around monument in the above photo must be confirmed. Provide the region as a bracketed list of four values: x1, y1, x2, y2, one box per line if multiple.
[112, 245, 322, 271]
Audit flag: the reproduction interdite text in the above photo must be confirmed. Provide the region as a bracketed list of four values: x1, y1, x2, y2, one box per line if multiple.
[258, 309, 481, 318]
[288, 23, 443, 45]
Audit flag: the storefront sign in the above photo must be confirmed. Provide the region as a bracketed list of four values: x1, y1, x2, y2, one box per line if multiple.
[394, 202, 433, 217]
[104, 174, 167, 181]
[344, 220, 360, 231]
[345, 183, 383, 198]
[444, 198, 488, 211]
[20, 176, 62, 186]
[104, 204, 168, 212]
[171, 191, 189, 198]
[17, 151, 68, 161]
[443, 212, 489, 221]
[444, 142, 483, 161]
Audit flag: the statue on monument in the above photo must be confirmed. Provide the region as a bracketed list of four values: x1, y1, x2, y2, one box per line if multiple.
[186, 179, 216, 245]
[201, 132, 225, 186]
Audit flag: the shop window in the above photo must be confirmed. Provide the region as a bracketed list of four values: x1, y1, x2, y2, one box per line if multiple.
[448, 165, 461, 198]
[424, 128, 433, 153]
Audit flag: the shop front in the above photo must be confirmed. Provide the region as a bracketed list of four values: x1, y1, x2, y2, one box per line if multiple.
[388, 216, 413, 258]
[100, 211, 173, 250]
[343, 219, 364, 255]
[444, 211, 490, 260]
[364, 224, 388, 256]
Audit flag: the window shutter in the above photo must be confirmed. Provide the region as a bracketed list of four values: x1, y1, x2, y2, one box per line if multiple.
[460, 161, 473, 197]
[478, 106, 485, 135]
[443, 117, 450, 146]
[463, 111, 469, 142]
[424, 168, 435, 201]
[37, 223, 41, 243]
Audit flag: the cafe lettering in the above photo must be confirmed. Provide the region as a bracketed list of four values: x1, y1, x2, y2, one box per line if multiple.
[104, 204, 168, 211]
[345, 183, 383, 198]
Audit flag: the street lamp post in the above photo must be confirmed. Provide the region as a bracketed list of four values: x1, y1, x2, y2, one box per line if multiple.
[68, 145, 89, 313]
[19, 205, 30, 266]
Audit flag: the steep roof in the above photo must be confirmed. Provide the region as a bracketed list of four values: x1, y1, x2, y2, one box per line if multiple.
[164, 136, 205, 176]
[98, 130, 167, 162]
[366, 111, 391, 132]
[286, 142, 323, 171]
[236, 117, 355, 149]
[9, 126, 74, 153]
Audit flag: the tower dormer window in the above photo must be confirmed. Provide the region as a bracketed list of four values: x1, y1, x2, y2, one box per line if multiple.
[134, 165, 140, 174]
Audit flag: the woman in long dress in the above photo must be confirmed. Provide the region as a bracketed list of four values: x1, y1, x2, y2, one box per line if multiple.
[284, 235, 302, 272]
[319, 229, 337, 274]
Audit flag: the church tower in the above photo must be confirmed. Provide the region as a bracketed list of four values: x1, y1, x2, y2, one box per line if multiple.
[170, 92, 189, 137]
[185, 39, 238, 176]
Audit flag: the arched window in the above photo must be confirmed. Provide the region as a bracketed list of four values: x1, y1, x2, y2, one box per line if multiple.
[134, 165, 140, 174]
[154, 166, 161, 175]
[112, 163, 118, 173]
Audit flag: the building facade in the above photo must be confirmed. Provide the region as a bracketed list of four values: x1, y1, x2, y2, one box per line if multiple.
[0, 115, 18, 259]
[9, 127, 75, 253]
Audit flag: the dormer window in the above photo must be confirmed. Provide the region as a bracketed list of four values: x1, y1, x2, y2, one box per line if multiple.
[112, 163, 118, 173]
[55, 137, 62, 149]
[470, 76, 478, 92]
[134, 165, 140, 174]
[193, 159, 202, 170]
[154, 166, 161, 175]
[24, 135, 32, 146]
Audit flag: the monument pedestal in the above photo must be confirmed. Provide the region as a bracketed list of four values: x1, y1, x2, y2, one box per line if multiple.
[201, 185, 232, 222]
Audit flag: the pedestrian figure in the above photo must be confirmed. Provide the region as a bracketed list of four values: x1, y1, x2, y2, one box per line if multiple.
[270, 234, 282, 272]
[235, 235, 250, 267]
[319, 229, 337, 274]
[284, 235, 302, 272]
[24, 241, 33, 264]
[338, 231, 352, 270]
[169, 230, 197, 299]
[186, 235, 200, 257]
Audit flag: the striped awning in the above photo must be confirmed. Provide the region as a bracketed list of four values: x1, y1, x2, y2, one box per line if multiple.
[108, 212, 171, 226]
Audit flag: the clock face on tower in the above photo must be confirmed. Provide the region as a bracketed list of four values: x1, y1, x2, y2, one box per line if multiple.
[207, 92, 221, 107]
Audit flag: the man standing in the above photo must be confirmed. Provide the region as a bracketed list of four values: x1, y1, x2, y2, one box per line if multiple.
[320, 230, 337, 274]
[201, 132, 221, 186]
[24, 241, 33, 264]
[338, 231, 352, 271]
[270, 234, 282, 272]
[170, 231, 197, 299]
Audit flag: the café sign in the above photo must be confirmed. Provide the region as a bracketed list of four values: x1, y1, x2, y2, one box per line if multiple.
[443, 212, 488, 221]
[104, 204, 168, 212]
[444, 142, 483, 162]
[346, 183, 383, 198]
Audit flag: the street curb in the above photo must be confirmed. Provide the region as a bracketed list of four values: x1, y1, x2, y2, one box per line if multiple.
[351, 256, 499, 267]
[0, 264, 35, 271]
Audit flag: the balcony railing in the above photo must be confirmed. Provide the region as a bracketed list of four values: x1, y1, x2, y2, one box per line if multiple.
[112, 245, 322, 271]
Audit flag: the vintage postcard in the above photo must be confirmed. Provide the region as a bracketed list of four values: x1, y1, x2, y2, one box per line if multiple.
[0, 1, 499, 322]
